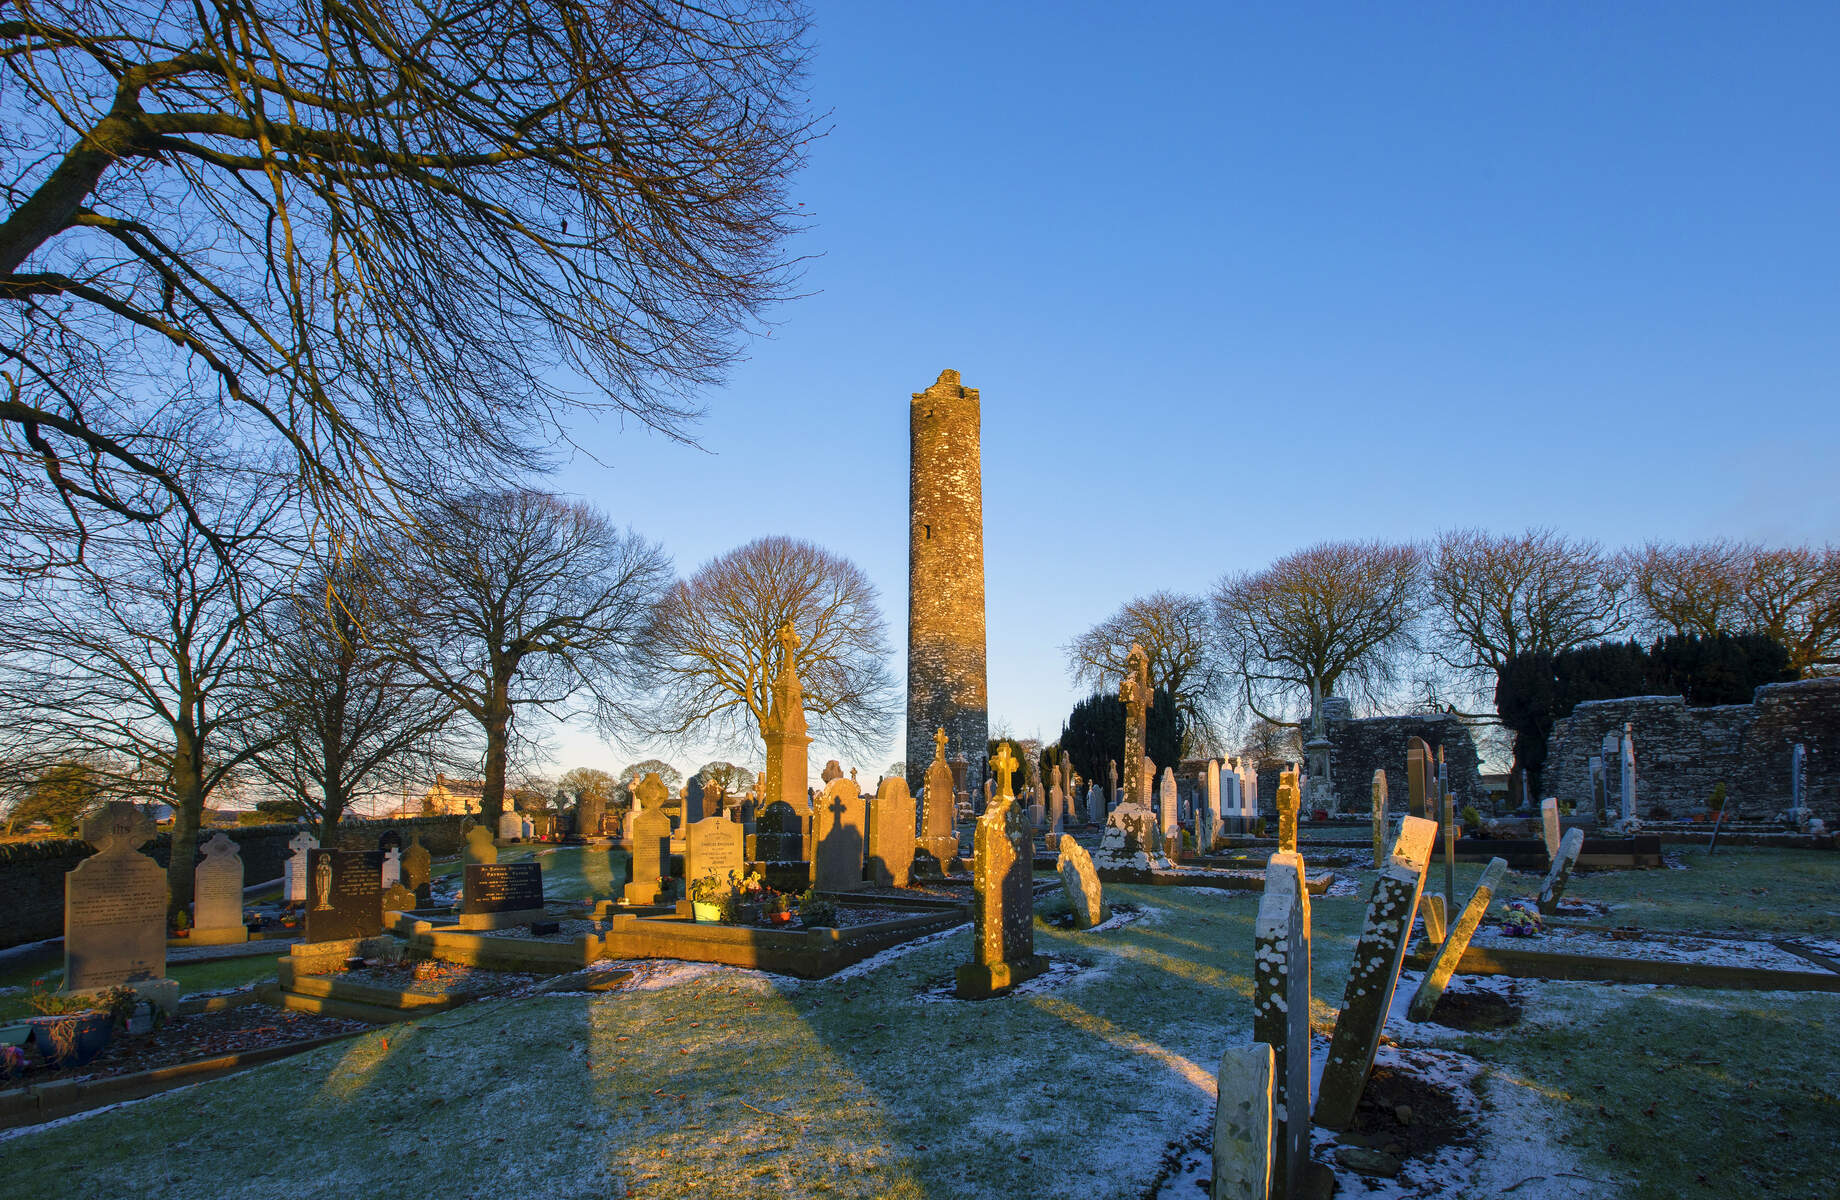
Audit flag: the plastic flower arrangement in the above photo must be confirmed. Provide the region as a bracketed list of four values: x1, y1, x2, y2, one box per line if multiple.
[1498, 900, 1543, 938]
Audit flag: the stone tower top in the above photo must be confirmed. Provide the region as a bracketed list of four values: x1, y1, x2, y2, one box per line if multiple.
[913, 369, 975, 402]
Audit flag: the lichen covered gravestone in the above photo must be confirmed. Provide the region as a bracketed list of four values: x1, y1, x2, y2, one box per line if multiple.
[1370, 770, 1388, 869]
[1276, 769, 1300, 853]
[1056, 835, 1106, 928]
[1314, 815, 1437, 1130]
[64, 802, 169, 993]
[1212, 1041, 1274, 1200]
[955, 744, 1048, 997]
[192, 831, 248, 945]
[1537, 826, 1586, 915]
[1408, 856, 1508, 1022]
[1254, 851, 1317, 1198]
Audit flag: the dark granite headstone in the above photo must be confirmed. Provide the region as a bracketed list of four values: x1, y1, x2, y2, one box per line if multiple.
[463, 862, 545, 914]
[305, 850, 383, 943]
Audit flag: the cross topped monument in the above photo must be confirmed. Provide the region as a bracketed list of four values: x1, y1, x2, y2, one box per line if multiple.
[934, 726, 950, 761]
[992, 743, 1019, 801]
[1120, 641, 1152, 807]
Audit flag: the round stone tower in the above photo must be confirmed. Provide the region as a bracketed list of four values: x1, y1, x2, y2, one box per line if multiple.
[906, 369, 988, 803]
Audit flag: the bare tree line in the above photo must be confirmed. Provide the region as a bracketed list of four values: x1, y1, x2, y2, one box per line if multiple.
[1067, 531, 1840, 756]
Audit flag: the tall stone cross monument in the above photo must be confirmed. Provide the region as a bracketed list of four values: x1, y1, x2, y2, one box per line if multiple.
[762, 621, 812, 816]
[955, 742, 1048, 998]
[1121, 642, 1152, 807]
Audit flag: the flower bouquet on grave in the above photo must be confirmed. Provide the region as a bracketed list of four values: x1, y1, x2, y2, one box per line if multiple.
[761, 890, 794, 926]
[23, 980, 113, 1069]
[1498, 900, 1543, 939]
[721, 870, 770, 925]
[688, 874, 730, 922]
[795, 887, 838, 930]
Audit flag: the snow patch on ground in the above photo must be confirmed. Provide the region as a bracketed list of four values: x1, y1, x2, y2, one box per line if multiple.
[1085, 906, 1147, 933]
[1325, 872, 1365, 897]
[913, 955, 1094, 1004]
[816, 924, 966, 984]
[1471, 926, 1817, 971]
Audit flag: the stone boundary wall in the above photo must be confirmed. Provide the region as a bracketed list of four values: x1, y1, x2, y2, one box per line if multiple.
[1325, 712, 1485, 814]
[0, 814, 468, 950]
[1541, 677, 1840, 823]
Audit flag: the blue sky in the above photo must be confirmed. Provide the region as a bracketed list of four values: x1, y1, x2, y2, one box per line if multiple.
[533, 2, 1840, 783]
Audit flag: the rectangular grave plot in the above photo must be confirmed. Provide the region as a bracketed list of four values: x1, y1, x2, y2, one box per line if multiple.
[463, 862, 545, 914]
[305, 850, 384, 942]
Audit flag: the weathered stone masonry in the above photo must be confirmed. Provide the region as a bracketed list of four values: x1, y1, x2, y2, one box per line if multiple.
[1542, 677, 1840, 823]
[906, 369, 988, 803]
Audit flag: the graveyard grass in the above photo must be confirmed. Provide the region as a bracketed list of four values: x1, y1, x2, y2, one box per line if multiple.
[1, 849, 1837, 1198]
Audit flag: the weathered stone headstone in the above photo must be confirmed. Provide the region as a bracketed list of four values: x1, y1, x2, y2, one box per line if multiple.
[497, 809, 523, 840]
[1159, 767, 1180, 858]
[685, 774, 706, 824]
[1212, 1041, 1274, 1200]
[1790, 742, 1808, 826]
[1315, 815, 1438, 1130]
[382, 882, 416, 915]
[1589, 754, 1607, 823]
[867, 777, 917, 887]
[305, 849, 383, 943]
[404, 835, 432, 903]
[1056, 835, 1106, 928]
[1204, 759, 1222, 851]
[956, 744, 1048, 997]
[624, 804, 671, 905]
[192, 832, 247, 945]
[1540, 797, 1562, 859]
[464, 823, 498, 865]
[1406, 737, 1432, 819]
[380, 846, 402, 889]
[1420, 892, 1447, 943]
[685, 815, 746, 888]
[1370, 770, 1388, 869]
[1408, 857, 1508, 1022]
[1536, 826, 1585, 915]
[1254, 851, 1315, 1197]
[64, 803, 167, 992]
[752, 799, 803, 862]
[812, 777, 867, 892]
[1121, 643, 1152, 805]
[1619, 724, 1637, 824]
[284, 831, 318, 903]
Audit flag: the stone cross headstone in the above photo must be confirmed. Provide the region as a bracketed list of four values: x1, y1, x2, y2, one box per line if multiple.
[305, 849, 383, 943]
[1254, 851, 1314, 1198]
[1056, 834, 1106, 928]
[917, 727, 961, 871]
[867, 777, 917, 888]
[1275, 769, 1300, 853]
[284, 831, 318, 903]
[1212, 1042, 1275, 1200]
[464, 823, 498, 865]
[192, 831, 247, 945]
[64, 802, 166, 993]
[1370, 769, 1388, 869]
[955, 743, 1048, 997]
[404, 835, 432, 903]
[1619, 723, 1637, 824]
[1540, 798, 1561, 859]
[812, 778, 867, 892]
[1408, 857, 1509, 1022]
[1315, 815, 1438, 1130]
[380, 846, 402, 889]
[624, 803, 672, 905]
[1537, 826, 1586, 915]
[685, 815, 746, 889]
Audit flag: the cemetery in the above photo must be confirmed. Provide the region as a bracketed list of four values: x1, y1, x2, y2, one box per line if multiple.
[2, 6, 1838, 1198]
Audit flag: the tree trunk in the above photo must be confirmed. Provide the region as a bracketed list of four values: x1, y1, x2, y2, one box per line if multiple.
[481, 710, 509, 829]
[166, 732, 205, 923]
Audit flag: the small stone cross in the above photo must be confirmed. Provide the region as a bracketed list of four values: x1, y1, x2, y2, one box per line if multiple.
[993, 744, 1019, 800]
[934, 726, 950, 762]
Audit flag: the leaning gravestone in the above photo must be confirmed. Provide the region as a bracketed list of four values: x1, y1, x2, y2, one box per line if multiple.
[1212, 1041, 1274, 1200]
[284, 831, 318, 903]
[462, 861, 545, 928]
[956, 746, 1048, 997]
[866, 777, 916, 888]
[1409, 857, 1509, 1022]
[1254, 851, 1316, 1198]
[1537, 826, 1586, 915]
[65, 802, 169, 993]
[1056, 835, 1106, 928]
[305, 849, 384, 943]
[812, 778, 867, 892]
[192, 831, 248, 945]
[1541, 797, 1562, 859]
[403, 835, 432, 903]
[685, 815, 746, 889]
[1315, 815, 1438, 1130]
[1370, 770, 1388, 869]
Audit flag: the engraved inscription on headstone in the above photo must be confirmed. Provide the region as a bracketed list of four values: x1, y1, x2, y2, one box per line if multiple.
[463, 862, 545, 914]
[65, 802, 166, 991]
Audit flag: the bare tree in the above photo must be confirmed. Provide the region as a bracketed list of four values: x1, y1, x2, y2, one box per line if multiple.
[1632, 541, 1840, 673]
[639, 536, 896, 760]
[0, 478, 281, 915]
[1428, 528, 1627, 709]
[1064, 590, 1227, 755]
[1211, 540, 1427, 725]
[392, 489, 671, 829]
[244, 554, 456, 837]
[0, 0, 816, 568]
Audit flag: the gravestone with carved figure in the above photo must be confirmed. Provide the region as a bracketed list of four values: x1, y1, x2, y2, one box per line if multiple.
[955, 743, 1049, 997]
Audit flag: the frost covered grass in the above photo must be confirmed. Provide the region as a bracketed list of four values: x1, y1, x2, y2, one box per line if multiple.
[1548, 847, 1840, 936]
